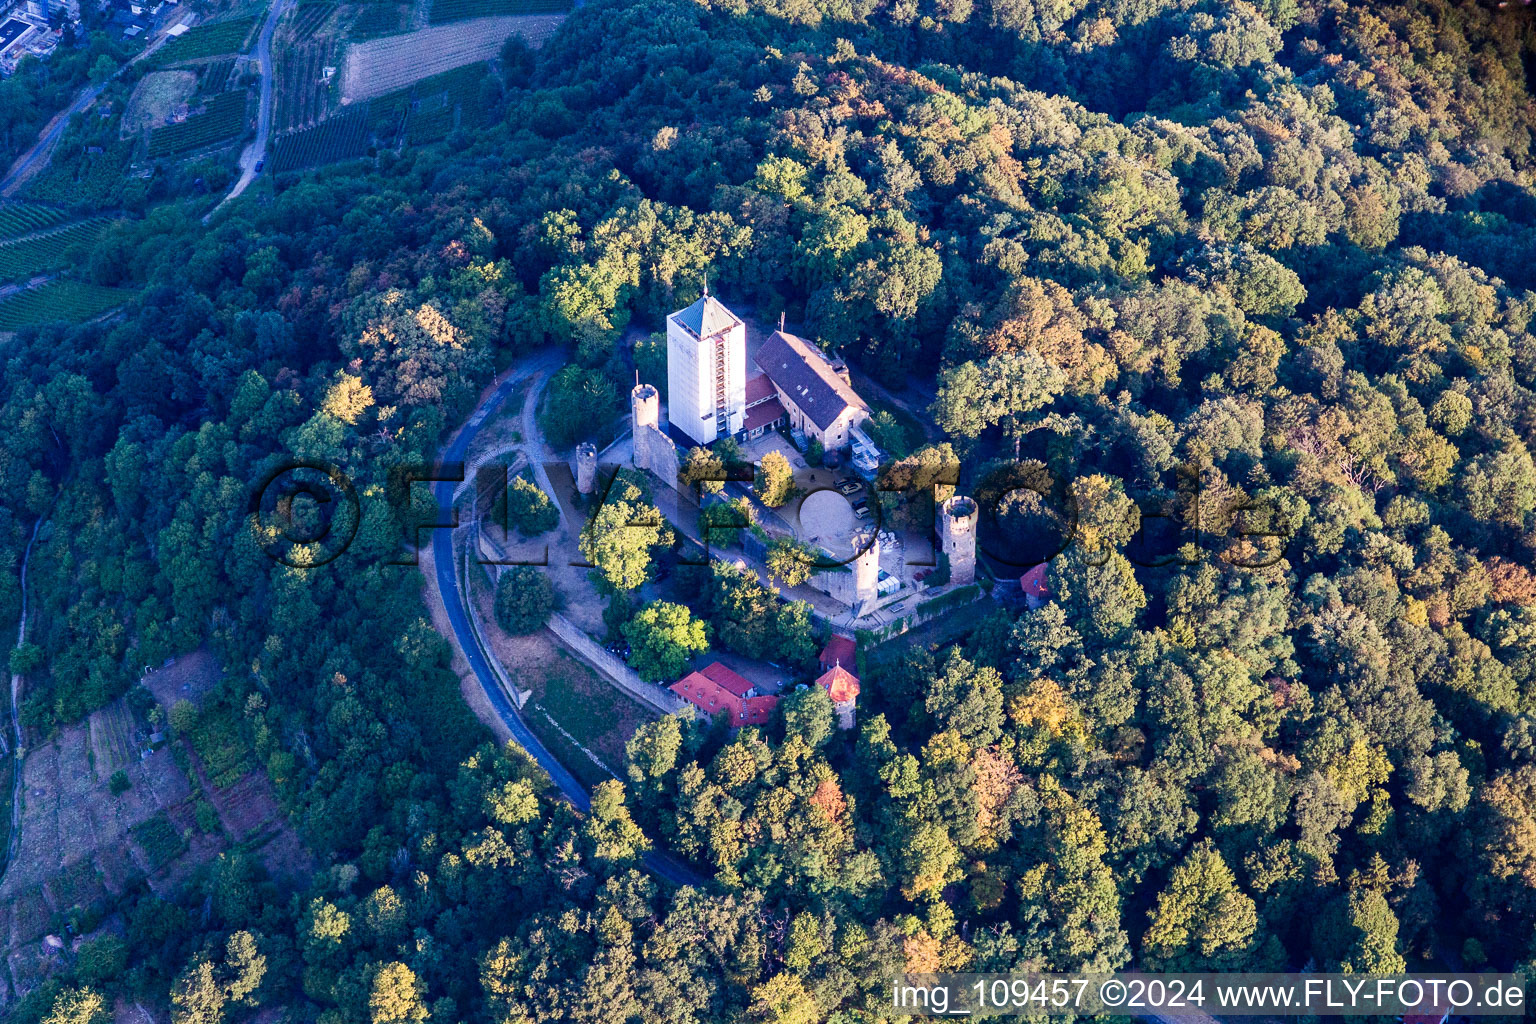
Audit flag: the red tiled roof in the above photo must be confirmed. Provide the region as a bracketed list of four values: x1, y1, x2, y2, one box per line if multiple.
[816, 664, 860, 704]
[743, 396, 786, 432]
[739, 695, 779, 726]
[819, 635, 856, 670]
[1021, 563, 1051, 597]
[745, 372, 777, 406]
[671, 662, 778, 726]
[699, 661, 755, 698]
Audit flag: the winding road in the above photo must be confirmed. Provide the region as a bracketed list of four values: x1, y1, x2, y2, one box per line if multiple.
[431, 355, 701, 887]
[208, 0, 293, 219]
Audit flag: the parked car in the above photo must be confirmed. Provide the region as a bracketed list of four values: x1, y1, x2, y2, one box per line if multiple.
[852, 499, 870, 518]
[837, 480, 862, 495]
[254, 159, 264, 173]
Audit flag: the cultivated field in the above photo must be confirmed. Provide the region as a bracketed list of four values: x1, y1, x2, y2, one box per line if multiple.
[122, 70, 199, 135]
[289, 0, 336, 39]
[198, 56, 238, 94]
[0, 220, 106, 284]
[147, 90, 249, 157]
[0, 281, 135, 330]
[275, 39, 338, 132]
[347, 1, 404, 37]
[340, 14, 563, 102]
[154, 15, 258, 65]
[429, 0, 568, 23]
[0, 204, 67, 241]
[269, 104, 369, 171]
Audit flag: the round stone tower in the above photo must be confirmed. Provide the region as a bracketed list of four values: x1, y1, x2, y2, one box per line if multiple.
[575, 442, 597, 495]
[631, 384, 660, 472]
[632, 383, 660, 433]
[938, 495, 978, 586]
[852, 529, 881, 610]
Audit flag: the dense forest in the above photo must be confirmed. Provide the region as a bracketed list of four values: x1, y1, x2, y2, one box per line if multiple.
[3, 0, 1536, 1018]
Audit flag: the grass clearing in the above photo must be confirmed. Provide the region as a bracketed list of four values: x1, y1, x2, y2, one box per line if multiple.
[0, 219, 108, 284]
[340, 15, 562, 102]
[122, 70, 199, 135]
[0, 281, 135, 329]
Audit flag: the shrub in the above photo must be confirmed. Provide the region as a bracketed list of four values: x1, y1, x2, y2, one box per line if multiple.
[494, 565, 556, 634]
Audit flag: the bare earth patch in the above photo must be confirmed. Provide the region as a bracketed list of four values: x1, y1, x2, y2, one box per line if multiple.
[122, 70, 199, 136]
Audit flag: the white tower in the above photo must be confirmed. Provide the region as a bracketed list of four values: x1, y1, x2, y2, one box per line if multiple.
[666, 292, 746, 447]
[852, 529, 880, 612]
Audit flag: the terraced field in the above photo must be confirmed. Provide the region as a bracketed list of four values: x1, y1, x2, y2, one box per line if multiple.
[275, 39, 338, 132]
[155, 16, 258, 66]
[0, 281, 135, 329]
[340, 15, 564, 102]
[148, 90, 249, 157]
[269, 104, 369, 172]
[198, 57, 238, 94]
[0, 204, 68, 241]
[290, 0, 336, 39]
[0, 220, 107, 284]
[429, 0, 568, 22]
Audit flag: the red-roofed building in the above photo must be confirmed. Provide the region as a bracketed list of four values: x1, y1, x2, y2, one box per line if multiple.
[1021, 563, 1051, 609]
[743, 372, 787, 438]
[815, 663, 860, 731]
[818, 635, 857, 674]
[698, 661, 754, 697]
[671, 662, 779, 727]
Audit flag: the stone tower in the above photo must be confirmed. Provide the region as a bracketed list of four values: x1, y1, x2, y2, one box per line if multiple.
[630, 383, 681, 488]
[938, 495, 978, 586]
[632, 383, 660, 472]
[852, 529, 881, 611]
[575, 442, 597, 495]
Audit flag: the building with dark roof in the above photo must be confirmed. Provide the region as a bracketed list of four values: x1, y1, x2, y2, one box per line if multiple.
[754, 329, 870, 451]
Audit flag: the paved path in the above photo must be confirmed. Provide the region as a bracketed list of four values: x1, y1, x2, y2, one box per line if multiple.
[208, 0, 292, 219]
[431, 356, 701, 887]
[0, 11, 191, 197]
